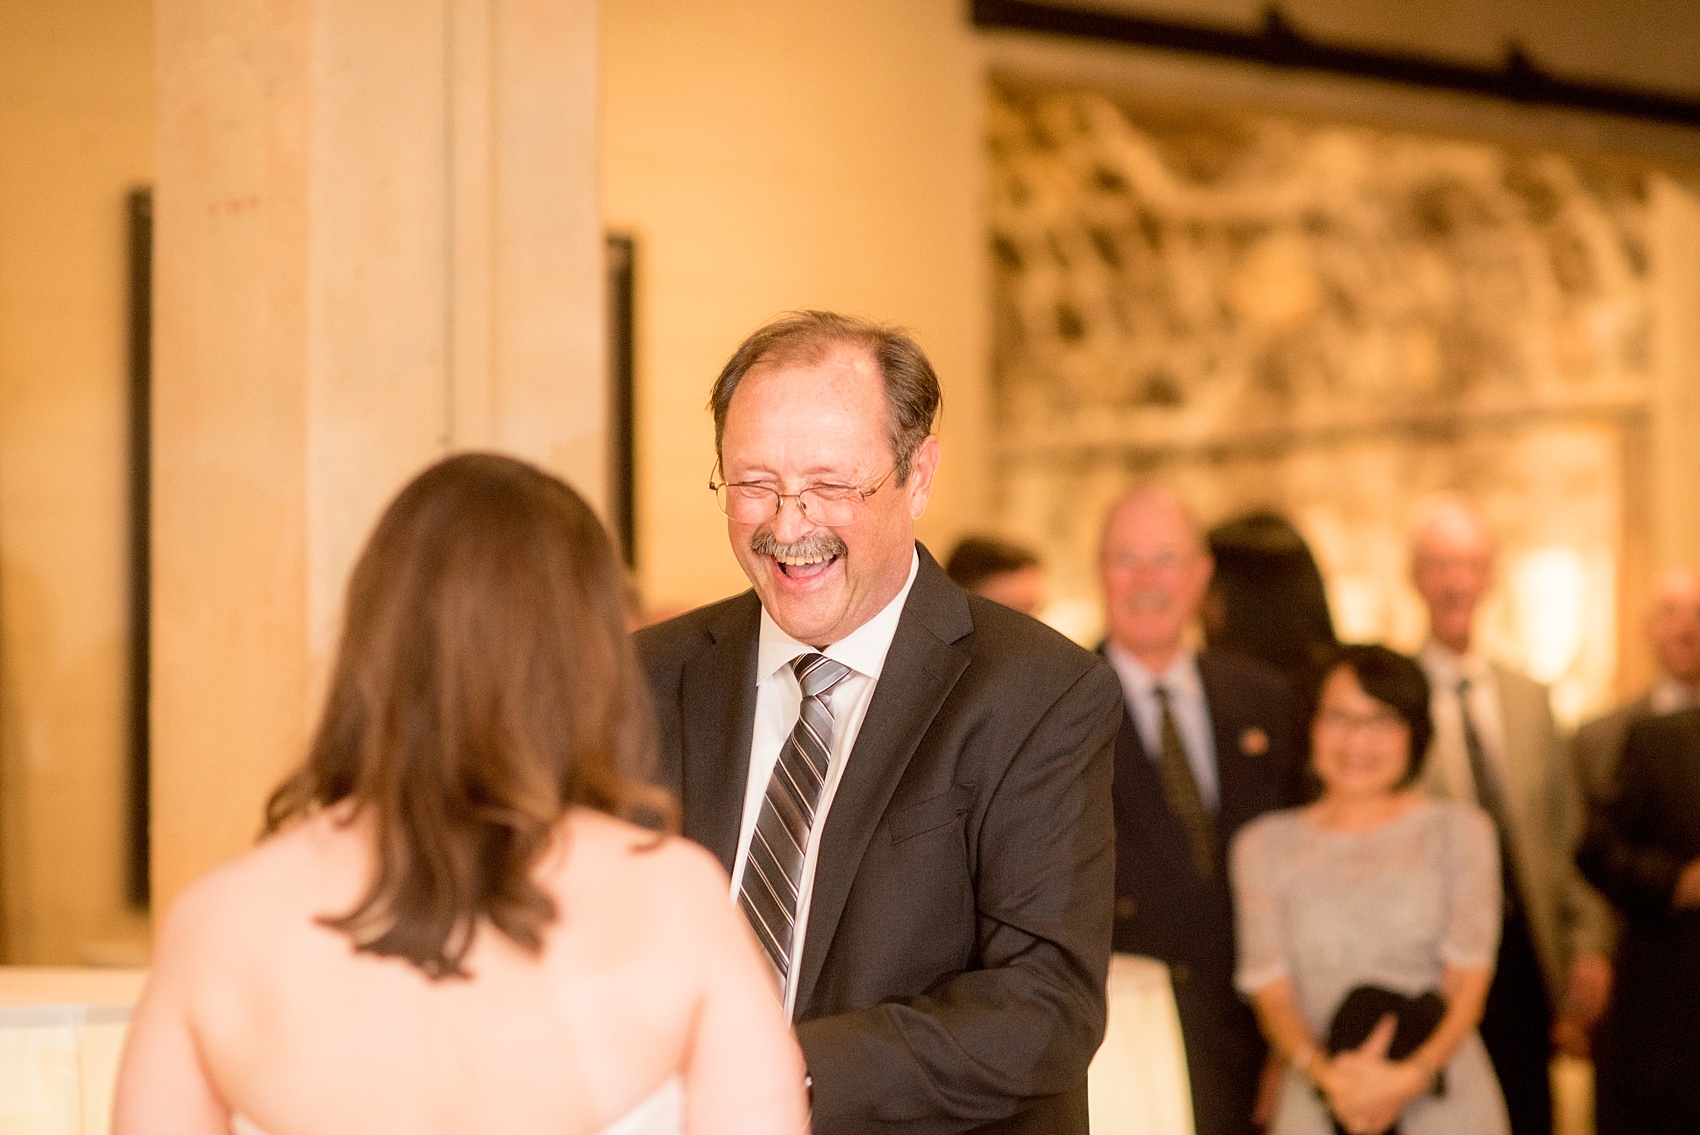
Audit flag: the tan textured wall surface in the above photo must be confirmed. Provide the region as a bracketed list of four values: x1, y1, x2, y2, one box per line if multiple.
[0, 0, 154, 964]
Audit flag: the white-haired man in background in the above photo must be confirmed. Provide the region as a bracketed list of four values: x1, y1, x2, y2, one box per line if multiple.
[1408, 496, 1612, 1135]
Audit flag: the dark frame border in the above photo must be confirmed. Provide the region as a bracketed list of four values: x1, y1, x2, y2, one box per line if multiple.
[970, 0, 1700, 129]
[606, 233, 637, 568]
[125, 187, 152, 909]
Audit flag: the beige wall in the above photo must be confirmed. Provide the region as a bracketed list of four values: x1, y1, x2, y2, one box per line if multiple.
[602, 0, 991, 613]
[0, 0, 153, 964]
[1650, 174, 1700, 572]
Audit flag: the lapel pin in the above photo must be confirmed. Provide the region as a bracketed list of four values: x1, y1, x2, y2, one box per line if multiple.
[1239, 727, 1270, 757]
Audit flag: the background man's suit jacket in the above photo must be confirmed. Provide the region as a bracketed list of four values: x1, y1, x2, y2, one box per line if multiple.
[1573, 692, 1654, 811]
[1417, 662, 1614, 1001]
[1108, 649, 1300, 1135]
[1577, 708, 1700, 1129]
[635, 546, 1124, 1135]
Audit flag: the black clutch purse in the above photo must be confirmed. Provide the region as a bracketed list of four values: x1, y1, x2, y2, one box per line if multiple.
[1321, 985, 1446, 1135]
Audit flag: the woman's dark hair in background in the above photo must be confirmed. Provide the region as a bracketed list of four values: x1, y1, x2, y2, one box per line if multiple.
[945, 534, 1040, 593]
[1204, 510, 1339, 677]
[1321, 644, 1434, 788]
[265, 453, 673, 980]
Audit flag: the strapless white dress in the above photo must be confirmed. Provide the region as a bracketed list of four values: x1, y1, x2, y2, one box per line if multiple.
[230, 1076, 684, 1135]
[599, 1076, 683, 1135]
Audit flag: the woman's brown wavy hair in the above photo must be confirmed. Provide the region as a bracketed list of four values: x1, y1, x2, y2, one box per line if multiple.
[265, 453, 673, 979]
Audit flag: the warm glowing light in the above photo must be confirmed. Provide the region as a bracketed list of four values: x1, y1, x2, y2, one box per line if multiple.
[1510, 546, 1587, 684]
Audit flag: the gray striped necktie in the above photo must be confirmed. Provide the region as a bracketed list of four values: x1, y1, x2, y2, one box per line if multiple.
[738, 652, 852, 993]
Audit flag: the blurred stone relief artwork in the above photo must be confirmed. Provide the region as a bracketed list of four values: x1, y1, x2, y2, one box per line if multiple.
[987, 77, 1654, 723]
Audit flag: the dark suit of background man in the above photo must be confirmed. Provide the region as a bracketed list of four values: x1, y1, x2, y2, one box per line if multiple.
[1578, 707, 1700, 1135]
[1572, 566, 1700, 815]
[1407, 496, 1614, 1135]
[1566, 564, 1699, 1098]
[635, 311, 1124, 1135]
[1098, 487, 1301, 1135]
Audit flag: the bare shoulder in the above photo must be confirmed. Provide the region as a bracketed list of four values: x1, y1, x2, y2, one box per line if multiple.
[165, 821, 306, 923]
[150, 815, 355, 989]
[559, 812, 731, 910]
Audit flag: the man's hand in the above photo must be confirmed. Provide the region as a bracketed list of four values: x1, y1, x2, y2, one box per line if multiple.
[1319, 1016, 1428, 1135]
[1552, 953, 1613, 1057]
[1673, 858, 1700, 909]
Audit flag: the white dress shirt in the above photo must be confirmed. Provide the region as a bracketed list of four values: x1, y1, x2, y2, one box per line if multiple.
[1650, 674, 1700, 715]
[1104, 643, 1220, 811]
[730, 550, 919, 1018]
[1417, 640, 1509, 804]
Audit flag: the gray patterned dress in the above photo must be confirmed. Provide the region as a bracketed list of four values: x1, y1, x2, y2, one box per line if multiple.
[1229, 799, 1511, 1135]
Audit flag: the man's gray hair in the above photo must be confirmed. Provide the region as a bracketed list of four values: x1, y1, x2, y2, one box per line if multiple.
[708, 310, 942, 484]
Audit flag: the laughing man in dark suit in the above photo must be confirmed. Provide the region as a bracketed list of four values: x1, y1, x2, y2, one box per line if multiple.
[635, 311, 1124, 1135]
[1098, 486, 1302, 1135]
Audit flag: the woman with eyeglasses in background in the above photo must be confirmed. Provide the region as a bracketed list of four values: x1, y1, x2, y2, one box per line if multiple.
[1230, 645, 1509, 1135]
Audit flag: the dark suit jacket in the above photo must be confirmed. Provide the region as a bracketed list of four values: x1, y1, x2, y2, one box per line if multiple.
[635, 546, 1124, 1135]
[1108, 649, 1300, 1135]
[1572, 692, 1654, 811]
[1108, 649, 1299, 969]
[1577, 707, 1700, 1113]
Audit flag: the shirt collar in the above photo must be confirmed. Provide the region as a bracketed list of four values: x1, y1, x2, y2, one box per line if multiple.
[1418, 639, 1491, 687]
[756, 549, 920, 683]
[1104, 641, 1202, 702]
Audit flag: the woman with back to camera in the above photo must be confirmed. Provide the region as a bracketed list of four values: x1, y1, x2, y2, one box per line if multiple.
[114, 454, 808, 1135]
[1230, 645, 1508, 1135]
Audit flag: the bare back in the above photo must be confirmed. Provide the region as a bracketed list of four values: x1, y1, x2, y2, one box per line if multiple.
[115, 808, 807, 1135]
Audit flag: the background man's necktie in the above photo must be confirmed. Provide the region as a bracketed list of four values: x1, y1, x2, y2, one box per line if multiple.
[1457, 677, 1521, 914]
[738, 652, 852, 995]
[1154, 685, 1216, 880]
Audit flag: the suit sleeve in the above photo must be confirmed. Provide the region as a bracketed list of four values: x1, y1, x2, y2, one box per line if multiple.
[795, 661, 1123, 1133]
[1569, 714, 1625, 812]
[1578, 719, 1689, 920]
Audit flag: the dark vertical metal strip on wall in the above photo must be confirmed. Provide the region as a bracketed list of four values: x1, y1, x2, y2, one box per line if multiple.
[606, 234, 638, 569]
[126, 188, 152, 909]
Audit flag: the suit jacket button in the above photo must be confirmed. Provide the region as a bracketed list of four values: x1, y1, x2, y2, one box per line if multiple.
[1171, 963, 1190, 985]
[1114, 896, 1137, 920]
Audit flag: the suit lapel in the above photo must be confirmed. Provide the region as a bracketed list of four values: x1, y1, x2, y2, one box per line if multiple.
[1491, 663, 1540, 834]
[793, 549, 974, 1013]
[1199, 653, 1253, 834]
[678, 592, 762, 872]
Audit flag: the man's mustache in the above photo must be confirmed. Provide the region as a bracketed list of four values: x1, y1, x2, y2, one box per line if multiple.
[1120, 592, 1176, 614]
[750, 530, 849, 560]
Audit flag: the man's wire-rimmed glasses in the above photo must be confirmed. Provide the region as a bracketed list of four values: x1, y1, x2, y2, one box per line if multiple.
[708, 463, 897, 525]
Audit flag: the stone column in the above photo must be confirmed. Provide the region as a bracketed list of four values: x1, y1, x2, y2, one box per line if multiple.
[152, 0, 601, 909]
[1650, 173, 1700, 572]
